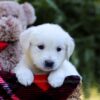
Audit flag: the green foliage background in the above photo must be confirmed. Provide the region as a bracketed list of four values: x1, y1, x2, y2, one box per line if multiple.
[19, 0, 100, 98]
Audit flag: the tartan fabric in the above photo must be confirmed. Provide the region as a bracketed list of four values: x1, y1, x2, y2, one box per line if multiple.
[0, 75, 19, 100]
[0, 71, 80, 100]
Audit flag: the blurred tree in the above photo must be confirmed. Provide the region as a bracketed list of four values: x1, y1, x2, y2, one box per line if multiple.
[19, 0, 100, 98]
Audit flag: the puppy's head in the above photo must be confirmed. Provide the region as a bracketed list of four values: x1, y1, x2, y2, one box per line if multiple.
[20, 23, 75, 72]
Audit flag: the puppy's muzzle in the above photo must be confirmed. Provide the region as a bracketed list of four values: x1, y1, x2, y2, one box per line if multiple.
[44, 60, 54, 68]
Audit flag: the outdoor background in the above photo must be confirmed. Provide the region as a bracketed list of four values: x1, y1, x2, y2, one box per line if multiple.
[19, 0, 100, 100]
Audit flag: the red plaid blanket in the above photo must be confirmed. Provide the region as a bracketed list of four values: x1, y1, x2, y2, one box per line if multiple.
[0, 71, 80, 100]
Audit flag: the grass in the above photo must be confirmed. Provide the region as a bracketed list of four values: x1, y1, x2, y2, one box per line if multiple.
[82, 88, 100, 100]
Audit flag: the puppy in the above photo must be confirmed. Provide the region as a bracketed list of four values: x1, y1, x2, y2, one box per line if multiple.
[14, 23, 81, 87]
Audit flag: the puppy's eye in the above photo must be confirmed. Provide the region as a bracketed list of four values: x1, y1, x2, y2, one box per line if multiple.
[38, 45, 44, 50]
[56, 47, 62, 52]
[13, 15, 18, 18]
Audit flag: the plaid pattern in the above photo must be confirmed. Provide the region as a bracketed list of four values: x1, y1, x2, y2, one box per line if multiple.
[0, 75, 20, 100]
[0, 71, 80, 100]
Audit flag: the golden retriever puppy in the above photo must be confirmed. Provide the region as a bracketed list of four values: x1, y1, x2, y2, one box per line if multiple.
[14, 23, 81, 87]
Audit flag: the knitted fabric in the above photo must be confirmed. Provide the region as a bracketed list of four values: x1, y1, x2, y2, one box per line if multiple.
[0, 71, 81, 100]
[0, 42, 21, 72]
[0, 1, 36, 71]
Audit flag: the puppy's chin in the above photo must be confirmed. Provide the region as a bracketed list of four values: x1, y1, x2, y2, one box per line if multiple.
[33, 65, 57, 73]
[32, 63, 59, 74]
[36, 66, 54, 72]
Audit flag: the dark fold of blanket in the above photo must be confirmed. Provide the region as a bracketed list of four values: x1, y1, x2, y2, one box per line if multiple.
[0, 71, 80, 100]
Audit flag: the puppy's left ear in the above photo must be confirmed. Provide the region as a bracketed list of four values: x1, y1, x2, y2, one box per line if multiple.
[65, 32, 75, 60]
[20, 27, 33, 52]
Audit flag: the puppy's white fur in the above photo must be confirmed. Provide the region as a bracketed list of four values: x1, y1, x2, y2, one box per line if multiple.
[14, 23, 81, 87]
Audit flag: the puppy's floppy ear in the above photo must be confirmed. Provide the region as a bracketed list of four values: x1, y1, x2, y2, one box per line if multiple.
[20, 27, 33, 52]
[65, 32, 75, 60]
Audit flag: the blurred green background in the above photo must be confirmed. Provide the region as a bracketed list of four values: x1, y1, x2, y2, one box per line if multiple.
[19, 0, 100, 99]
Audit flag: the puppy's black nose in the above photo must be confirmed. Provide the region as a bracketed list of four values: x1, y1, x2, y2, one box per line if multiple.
[44, 60, 54, 68]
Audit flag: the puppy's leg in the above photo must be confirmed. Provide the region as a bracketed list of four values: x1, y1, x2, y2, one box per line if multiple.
[48, 60, 81, 88]
[13, 57, 34, 86]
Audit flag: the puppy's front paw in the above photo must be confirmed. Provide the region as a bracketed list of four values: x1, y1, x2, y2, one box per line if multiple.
[15, 68, 34, 86]
[48, 72, 65, 88]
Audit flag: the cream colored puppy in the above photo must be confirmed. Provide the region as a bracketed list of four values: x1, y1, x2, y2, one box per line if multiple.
[14, 23, 81, 87]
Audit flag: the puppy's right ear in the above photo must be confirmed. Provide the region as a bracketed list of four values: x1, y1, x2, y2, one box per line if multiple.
[64, 32, 75, 60]
[20, 27, 33, 52]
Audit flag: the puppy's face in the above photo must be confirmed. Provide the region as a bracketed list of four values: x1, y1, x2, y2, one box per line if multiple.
[20, 24, 75, 72]
[30, 34, 66, 71]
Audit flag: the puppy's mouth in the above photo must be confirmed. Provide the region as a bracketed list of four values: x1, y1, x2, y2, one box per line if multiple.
[40, 66, 54, 72]
[44, 67, 54, 71]
[32, 64, 54, 73]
